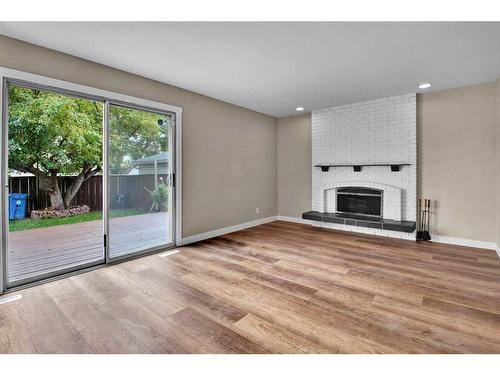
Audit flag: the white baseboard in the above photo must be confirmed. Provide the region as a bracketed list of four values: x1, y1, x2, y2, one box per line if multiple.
[430, 235, 497, 251]
[275, 215, 312, 225]
[180, 215, 500, 257]
[180, 216, 277, 246]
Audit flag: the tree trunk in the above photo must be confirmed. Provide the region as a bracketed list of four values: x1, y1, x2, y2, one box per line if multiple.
[48, 190, 65, 211]
[63, 174, 86, 209]
[62, 166, 100, 209]
[19, 166, 100, 211]
[37, 174, 65, 211]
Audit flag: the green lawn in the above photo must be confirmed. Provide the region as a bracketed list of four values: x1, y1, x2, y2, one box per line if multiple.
[9, 208, 148, 232]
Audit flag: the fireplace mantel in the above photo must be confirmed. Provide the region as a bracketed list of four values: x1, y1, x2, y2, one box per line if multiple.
[314, 163, 412, 172]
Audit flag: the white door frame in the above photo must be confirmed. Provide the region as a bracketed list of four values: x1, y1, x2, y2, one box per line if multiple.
[0, 67, 183, 293]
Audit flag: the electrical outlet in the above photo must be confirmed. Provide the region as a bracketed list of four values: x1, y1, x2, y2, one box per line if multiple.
[255, 207, 260, 214]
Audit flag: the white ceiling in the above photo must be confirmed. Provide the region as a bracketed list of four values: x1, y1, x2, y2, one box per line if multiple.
[1, 22, 500, 117]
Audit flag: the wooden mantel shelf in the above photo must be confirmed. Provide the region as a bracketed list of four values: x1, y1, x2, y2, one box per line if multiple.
[314, 163, 412, 172]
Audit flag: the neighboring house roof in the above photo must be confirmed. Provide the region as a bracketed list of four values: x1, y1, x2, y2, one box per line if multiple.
[131, 152, 169, 165]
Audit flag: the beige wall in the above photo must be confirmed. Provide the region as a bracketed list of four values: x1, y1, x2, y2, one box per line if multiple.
[418, 83, 497, 242]
[277, 113, 311, 217]
[276, 83, 498, 243]
[497, 76, 500, 247]
[0, 35, 277, 238]
[2, 34, 498, 244]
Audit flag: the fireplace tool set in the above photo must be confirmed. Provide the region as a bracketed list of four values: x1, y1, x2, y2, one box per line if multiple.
[416, 198, 431, 241]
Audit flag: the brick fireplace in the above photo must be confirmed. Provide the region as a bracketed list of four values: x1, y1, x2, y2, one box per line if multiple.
[303, 94, 417, 239]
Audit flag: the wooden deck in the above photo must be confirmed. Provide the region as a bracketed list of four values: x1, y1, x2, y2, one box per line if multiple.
[8, 212, 170, 283]
[1, 221, 500, 353]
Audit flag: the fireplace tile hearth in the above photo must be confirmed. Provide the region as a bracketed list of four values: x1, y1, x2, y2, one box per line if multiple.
[322, 213, 345, 224]
[302, 211, 416, 233]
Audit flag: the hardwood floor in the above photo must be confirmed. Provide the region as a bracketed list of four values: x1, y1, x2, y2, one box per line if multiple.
[1, 220, 500, 353]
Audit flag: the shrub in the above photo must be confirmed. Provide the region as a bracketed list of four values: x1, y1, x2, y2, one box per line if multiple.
[111, 194, 131, 209]
[151, 183, 168, 211]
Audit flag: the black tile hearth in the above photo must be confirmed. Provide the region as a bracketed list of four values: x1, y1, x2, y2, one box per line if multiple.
[382, 220, 416, 232]
[335, 212, 382, 222]
[357, 220, 383, 229]
[323, 213, 345, 224]
[345, 219, 356, 226]
[301, 211, 416, 233]
[302, 211, 323, 221]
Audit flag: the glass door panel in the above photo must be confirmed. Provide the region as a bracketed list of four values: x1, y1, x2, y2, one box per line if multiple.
[5, 83, 105, 286]
[108, 104, 173, 259]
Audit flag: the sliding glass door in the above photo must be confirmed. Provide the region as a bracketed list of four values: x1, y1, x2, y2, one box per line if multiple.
[1, 74, 178, 290]
[5, 82, 105, 287]
[107, 104, 174, 259]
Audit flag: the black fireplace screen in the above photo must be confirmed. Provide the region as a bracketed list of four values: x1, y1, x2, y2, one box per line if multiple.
[336, 187, 382, 217]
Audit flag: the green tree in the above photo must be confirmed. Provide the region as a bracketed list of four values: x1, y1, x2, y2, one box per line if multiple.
[9, 85, 103, 210]
[8, 85, 169, 210]
[109, 105, 169, 174]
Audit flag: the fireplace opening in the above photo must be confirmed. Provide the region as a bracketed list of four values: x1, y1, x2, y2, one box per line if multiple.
[336, 187, 382, 218]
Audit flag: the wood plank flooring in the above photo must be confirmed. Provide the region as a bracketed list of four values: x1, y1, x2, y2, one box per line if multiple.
[2, 220, 500, 353]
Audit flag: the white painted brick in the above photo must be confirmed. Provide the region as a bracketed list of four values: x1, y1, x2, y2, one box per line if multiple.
[311, 93, 417, 239]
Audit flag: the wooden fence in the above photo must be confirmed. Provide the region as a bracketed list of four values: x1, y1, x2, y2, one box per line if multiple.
[8, 174, 167, 212]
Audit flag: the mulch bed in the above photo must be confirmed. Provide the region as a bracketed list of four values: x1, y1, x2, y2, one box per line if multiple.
[30, 205, 91, 219]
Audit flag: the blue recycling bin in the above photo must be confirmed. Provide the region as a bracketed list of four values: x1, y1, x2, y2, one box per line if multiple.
[9, 193, 29, 220]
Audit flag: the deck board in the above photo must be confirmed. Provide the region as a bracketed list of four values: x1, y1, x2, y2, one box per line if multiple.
[8, 212, 170, 282]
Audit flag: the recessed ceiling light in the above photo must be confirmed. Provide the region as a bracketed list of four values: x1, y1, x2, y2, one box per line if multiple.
[418, 82, 432, 89]
[296, 107, 304, 111]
